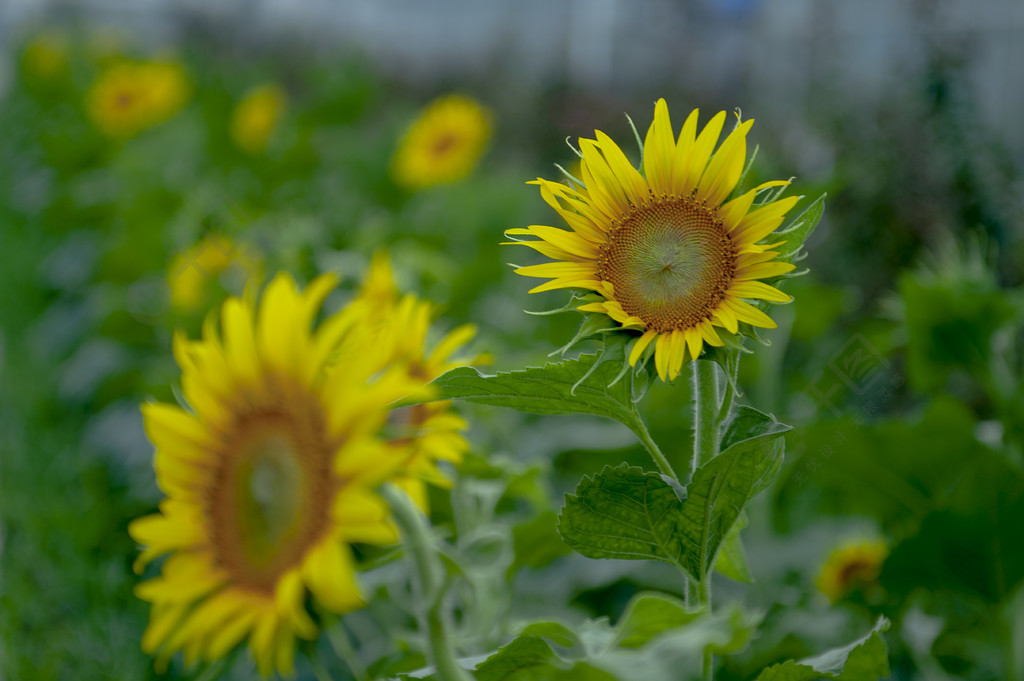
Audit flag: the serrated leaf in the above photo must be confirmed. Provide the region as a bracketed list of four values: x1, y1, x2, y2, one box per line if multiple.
[557, 464, 688, 573]
[777, 193, 826, 262]
[423, 352, 643, 434]
[758, 617, 891, 681]
[713, 511, 752, 583]
[679, 423, 785, 579]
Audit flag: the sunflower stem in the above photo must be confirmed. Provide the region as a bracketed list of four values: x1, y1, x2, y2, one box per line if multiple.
[717, 351, 741, 424]
[692, 360, 721, 475]
[691, 359, 720, 681]
[309, 645, 337, 681]
[326, 622, 370, 681]
[383, 484, 473, 681]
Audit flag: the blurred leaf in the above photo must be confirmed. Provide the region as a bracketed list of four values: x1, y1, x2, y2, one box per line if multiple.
[881, 444, 1024, 603]
[478, 598, 754, 681]
[901, 273, 1021, 393]
[511, 510, 572, 572]
[612, 593, 695, 649]
[757, 617, 890, 681]
[774, 396, 983, 536]
[721, 406, 792, 452]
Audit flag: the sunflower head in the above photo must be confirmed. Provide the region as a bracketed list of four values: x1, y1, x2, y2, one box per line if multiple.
[347, 252, 488, 510]
[231, 83, 287, 154]
[129, 273, 424, 676]
[816, 539, 888, 604]
[392, 94, 493, 190]
[507, 99, 817, 382]
[87, 59, 188, 137]
[168, 234, 260, 311]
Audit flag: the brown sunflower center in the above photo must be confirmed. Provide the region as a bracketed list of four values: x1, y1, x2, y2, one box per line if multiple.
[209, 386, 335, 593]
[599, 197, 736, 333]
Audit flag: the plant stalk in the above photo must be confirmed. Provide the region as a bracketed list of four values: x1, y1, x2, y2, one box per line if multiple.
[382, 484, 473, 681]
[692, 360, 721, 475]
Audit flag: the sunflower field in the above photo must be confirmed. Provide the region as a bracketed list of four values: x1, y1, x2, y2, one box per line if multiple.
[2, 11, 1024, 681]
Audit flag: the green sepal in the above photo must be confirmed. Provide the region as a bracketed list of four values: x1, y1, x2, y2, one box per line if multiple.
[776, 192, 826, 263]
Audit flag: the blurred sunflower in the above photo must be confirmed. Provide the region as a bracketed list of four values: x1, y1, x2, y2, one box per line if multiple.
[392, 94, 493, 190]
[129, 274, 424, 676]
[22, 30, 69, 80]
[347, 253, 487, 510]
[231, 83, 287, 154]
[87, 59, 188, 137]
[168, 235, 260, 311]
[816, 539, 888, 604]
[508, 99, 800, 382]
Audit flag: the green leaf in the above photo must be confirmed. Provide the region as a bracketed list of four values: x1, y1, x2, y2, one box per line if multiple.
[612, 592, 696, 649]
[423, 352, 643, 433]
[721, 406, 792, 453]
[558, 410, 785, 582]
[776, 193, 826, 262]
[679, 421, 785, 579]
[713, 511, 752, 583]
[472, 635, 615, 681]
[758, 617, 891, 681]
[557, 464, 688, 574]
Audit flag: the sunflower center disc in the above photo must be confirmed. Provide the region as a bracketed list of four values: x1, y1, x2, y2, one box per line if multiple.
[211, 405, 332, 591]
[601, 199, 736, 333]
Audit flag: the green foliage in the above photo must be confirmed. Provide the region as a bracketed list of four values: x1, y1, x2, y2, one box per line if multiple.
[475, 594, 755, 681]
[757, 618, 891, 681]
[777, 193, 826, 263]
[558, 406, 785, 582]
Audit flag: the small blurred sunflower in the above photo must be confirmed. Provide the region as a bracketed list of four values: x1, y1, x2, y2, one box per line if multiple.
[130, 274, 424, 676]
[87, 59, 188, 137]
[231, 83, 287, 154]
[22, 30, 69, 80]
[816, 539, 888, 604]
[508, 99, 800, 382]
[347, 253, 487, 510]
[168, 235, 259, 312]
[392, 94, 493, 190]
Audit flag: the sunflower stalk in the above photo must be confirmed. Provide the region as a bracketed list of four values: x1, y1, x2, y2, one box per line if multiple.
[383, 484, 474, 681]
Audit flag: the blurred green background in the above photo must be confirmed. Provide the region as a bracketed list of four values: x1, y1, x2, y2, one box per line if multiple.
[1, 2, 1023, 679]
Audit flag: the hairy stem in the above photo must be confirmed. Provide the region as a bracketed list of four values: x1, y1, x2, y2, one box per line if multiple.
[383, 484, 473, 681]
[692, 360, 721, 476]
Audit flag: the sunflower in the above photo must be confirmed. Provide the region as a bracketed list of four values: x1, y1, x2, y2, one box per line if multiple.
[231, 83, 287, 154]
[168, 235, 260, 311]
[507, 99, 800, 382]
[392, 94, 493, 190]
[87, 59, 188, 137]
[346, 253, 486, 510]
[815, 539, 888, 604]
[129, 273, 424, 676]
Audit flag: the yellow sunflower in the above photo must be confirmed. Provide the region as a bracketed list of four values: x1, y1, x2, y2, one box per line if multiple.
[168, 235, 260, 311]
[392, 94, 493, 190]
[87, 59, 188, 137]
[231, 83, 287, 154]
[507, 99, 800, 382]
[346, 253, 487, 510]
[129, 273, 424, 676]
[816, 539, 888, 604]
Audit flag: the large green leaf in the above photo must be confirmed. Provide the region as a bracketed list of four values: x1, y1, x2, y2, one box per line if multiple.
[559, 407, 785, 582]
[678, 410, 786, 579]
[757, 617, 890, 681]
[423, 351, 643, 434]
[557, 464, 688, 573]
[475, 596, 754, 681]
